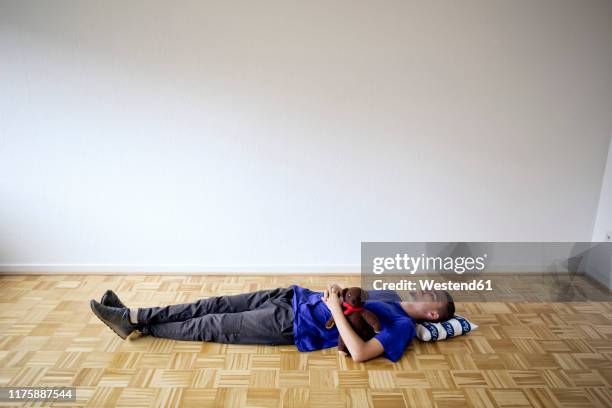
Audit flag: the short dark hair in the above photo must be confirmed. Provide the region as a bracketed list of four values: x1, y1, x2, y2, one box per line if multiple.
[433, 291, 455, 323]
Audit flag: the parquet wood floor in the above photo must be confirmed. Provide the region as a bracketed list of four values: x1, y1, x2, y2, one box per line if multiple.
[0, 274, 610, 407]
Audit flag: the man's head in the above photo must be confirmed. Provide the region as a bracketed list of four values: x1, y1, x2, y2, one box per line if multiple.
[402, 290, 455, 323]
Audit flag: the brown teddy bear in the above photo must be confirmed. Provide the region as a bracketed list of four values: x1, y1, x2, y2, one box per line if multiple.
[325, 287, 381, 356]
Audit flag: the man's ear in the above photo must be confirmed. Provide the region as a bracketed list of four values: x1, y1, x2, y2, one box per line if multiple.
[341, 288, 349, 301]
[360, 289, 368, 301]
[426, 310, 440, 321]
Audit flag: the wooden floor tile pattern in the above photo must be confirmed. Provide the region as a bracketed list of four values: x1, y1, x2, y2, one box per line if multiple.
[0, 274, 610, 407]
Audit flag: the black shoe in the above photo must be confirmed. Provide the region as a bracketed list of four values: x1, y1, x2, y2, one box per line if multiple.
[90, 299, 136, 340]
[101, 290, 126, 309]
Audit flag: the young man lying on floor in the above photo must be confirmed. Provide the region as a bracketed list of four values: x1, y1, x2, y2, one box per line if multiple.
[90, 284, 454, 362]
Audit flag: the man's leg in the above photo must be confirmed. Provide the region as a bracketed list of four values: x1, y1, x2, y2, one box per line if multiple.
[140, 297, 295, 345]
[136, 287, 293, 327]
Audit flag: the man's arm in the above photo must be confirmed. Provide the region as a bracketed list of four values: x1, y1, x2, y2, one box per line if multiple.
[330, 306, 384, 362]
[322, 285, 385, 362]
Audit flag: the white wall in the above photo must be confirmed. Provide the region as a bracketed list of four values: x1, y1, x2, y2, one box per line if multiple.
[589, 135, 612, 288]
[1, 1, 612, 272]
[592, 135, 612, 243]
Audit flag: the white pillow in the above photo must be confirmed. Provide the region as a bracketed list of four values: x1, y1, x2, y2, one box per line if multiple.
[416, 315, 478, 342]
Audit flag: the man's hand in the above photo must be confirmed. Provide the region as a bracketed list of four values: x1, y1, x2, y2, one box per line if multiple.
[322, 284, 343, 314]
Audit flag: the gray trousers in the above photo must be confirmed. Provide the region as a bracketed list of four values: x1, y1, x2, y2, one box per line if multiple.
[136, 287, 295, 345]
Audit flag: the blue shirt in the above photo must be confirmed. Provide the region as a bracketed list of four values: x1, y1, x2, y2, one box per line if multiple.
[291, 285, 415, 362]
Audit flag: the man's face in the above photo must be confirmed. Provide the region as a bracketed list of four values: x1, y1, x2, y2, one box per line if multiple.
[406, 290, 447, 321]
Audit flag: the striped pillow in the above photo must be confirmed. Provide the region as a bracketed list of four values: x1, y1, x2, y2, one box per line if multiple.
[415, 315, 478, 342]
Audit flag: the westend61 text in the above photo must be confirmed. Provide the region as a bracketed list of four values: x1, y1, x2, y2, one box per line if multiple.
[372, 279, 493, 292]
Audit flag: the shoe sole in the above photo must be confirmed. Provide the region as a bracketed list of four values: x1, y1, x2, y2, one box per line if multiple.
[90, 300, 129, 340]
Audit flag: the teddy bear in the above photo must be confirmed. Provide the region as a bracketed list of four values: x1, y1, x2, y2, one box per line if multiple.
[325, 287, 381, 356]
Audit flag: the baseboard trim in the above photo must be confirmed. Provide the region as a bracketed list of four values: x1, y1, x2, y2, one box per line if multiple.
[0, 264, 361, 274]
[0, 264, 608, 288]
